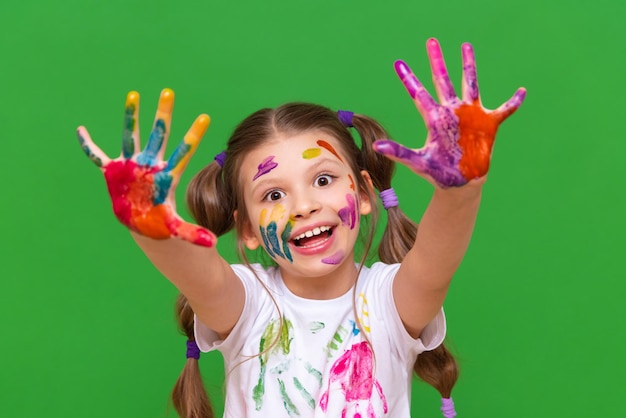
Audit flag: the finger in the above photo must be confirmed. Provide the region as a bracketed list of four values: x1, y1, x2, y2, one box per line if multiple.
[167, 114, 211, 178]
[372, 140, 428, 175]
[394, 60, 438, 119]
[122, 91, 140, 159]
[77, 126, 111, 168]
[172, 217, 218, 247]
[138, 88, 175, 165]
[493, 87, 527, 123]
[461, 42, 480, 103]
[426, 38, 458, 104]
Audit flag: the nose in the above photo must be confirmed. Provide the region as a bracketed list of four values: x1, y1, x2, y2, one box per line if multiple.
[292, 192, 321, 219]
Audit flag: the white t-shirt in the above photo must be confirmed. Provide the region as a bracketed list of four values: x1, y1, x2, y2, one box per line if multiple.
[195, 262, 446, 417]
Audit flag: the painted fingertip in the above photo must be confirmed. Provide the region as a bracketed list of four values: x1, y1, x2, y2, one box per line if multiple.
[196, 113, 211, 128]
[462, 42, 474, 53]
[126, 91, 139, 104]
[372, 140, 393, 154]
[394, 60, 411, 78]
[160, 88, 175, 105]
[426, 37, 440, 49]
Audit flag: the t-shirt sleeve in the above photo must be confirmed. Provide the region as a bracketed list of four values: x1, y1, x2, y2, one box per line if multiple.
[194, 264, 268, 353]
[366, 262, 447, 358]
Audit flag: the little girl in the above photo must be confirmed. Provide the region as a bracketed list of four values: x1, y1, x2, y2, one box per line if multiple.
[77, 38, 525, 417]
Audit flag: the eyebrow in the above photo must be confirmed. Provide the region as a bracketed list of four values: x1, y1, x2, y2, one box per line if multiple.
[249, 157, 343, 195]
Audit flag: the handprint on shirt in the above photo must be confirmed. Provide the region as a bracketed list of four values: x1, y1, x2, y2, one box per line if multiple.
[320, 341, 388, 418]
[77, 89, 216, 246]
[373, 38, 526, 187]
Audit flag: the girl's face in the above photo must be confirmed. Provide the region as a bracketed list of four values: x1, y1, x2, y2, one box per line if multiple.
[239, 130, 372, 286]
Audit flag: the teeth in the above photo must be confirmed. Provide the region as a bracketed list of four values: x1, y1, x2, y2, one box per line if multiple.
[294, 226, 331, 241]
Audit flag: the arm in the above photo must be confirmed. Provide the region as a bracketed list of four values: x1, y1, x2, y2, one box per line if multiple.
[77, 89, 244, 337]
[374, 39, 526, 338]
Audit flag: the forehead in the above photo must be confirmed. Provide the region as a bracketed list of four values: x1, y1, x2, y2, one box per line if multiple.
[242, 131, 349, 167]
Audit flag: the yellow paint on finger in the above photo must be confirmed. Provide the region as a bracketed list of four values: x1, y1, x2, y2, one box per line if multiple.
[169, 114, 211, 177]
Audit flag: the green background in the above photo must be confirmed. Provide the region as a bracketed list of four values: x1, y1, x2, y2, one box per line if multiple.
[1, 0, 623, 416]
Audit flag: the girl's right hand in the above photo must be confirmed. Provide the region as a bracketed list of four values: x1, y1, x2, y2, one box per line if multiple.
[77, 88, 217, 247]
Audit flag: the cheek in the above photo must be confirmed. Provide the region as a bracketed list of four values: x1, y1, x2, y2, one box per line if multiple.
[258, 205, 294, 263]
[338, 194, 358, 230]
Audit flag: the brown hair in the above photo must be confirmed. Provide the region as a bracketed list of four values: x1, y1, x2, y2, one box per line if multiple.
[171, 103, 458, 416]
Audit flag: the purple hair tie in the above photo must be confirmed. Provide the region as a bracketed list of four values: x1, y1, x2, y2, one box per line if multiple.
[380, 188, 399, 210]
[441, 397, 456, 418]
[337, 110, 354, 127]
[214, 151, 226, 168]
[186, 340, 201, 360]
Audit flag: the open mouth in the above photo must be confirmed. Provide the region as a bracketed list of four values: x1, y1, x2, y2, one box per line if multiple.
[292, 226, 334, 247]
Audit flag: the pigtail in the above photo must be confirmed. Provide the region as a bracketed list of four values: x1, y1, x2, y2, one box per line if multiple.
[171, 293, 214, 418]
[351, 113, 459, 413]
[169, 158, 234, 417]
[186, 159, 235, 235]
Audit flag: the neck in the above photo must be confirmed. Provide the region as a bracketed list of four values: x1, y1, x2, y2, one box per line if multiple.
[280, 258, 359, 300]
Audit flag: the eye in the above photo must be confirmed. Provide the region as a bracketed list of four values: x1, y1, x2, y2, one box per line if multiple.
[315, 174, 335, 187]
[263, 190, 285, 202]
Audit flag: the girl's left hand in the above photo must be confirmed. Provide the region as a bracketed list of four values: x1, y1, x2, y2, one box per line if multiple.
[373, 38, 526, 188]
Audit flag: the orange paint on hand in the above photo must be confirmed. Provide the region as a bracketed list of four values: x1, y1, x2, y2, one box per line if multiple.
[132, 204, 174, 238]
[455, 102, 499, 180]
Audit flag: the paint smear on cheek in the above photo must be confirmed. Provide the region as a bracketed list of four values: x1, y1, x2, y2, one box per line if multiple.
[253, 156, 278, 181]
[302, 148, 321, 159]
[338, 194, 357, 230]
[322, 250, 345, 265]
[348, 174, 355, 191]
[316, 140, 343, 162]
[259, 205, 293, 262]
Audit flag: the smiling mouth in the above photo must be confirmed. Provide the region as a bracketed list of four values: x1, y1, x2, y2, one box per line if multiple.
[292, 226, 333, 247]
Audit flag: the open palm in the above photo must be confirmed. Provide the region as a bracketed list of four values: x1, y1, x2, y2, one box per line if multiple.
[77, 88, 216, 247]
[374, 38, 526, 187]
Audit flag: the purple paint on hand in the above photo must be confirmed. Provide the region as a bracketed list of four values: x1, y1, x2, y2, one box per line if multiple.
[253, 156, 278, 181]
[382, 39, 526, 188]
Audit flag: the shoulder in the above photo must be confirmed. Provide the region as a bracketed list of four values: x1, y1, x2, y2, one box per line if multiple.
[229, 263, 284, 303]
[360, 262, 401, 283]
[230, 263, 278, 283]
[356, 262, 401, 307]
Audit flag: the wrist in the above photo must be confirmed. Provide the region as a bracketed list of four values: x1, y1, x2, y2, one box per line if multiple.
[433, 177, 484, 203]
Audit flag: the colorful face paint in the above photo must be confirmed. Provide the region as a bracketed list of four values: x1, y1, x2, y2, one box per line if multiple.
[302, 147, 322, 159]
[253, 155, 278, 181]
[78, 88, 215, 247]
[316, 140, 343, 162]
[321, 250, 345, 265]
[347, 174, 355, 191]
[374, 38, 526, 188]
[258, 205, 294, 262]
[337, 194, 357, 230]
